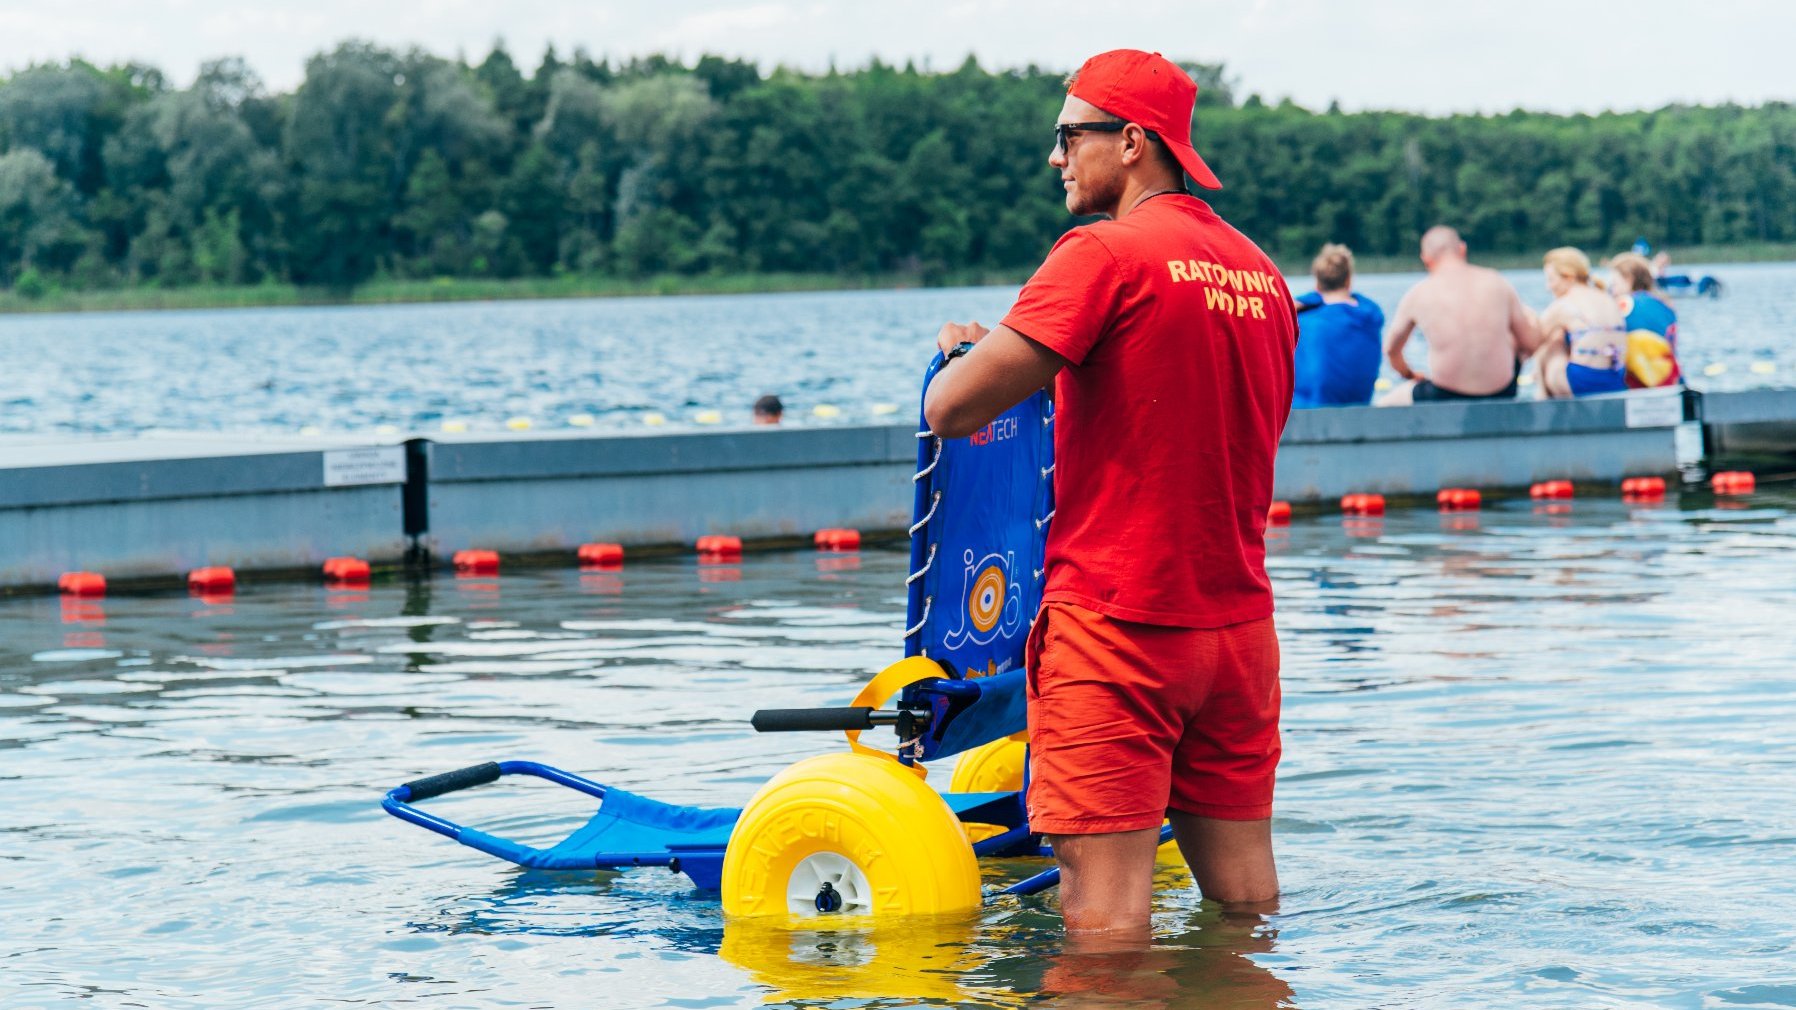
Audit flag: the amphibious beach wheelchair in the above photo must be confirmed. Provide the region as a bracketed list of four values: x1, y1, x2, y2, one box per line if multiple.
[383, 355, 1150, 916]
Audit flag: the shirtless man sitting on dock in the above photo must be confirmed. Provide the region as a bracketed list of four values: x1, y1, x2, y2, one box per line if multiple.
[1377, 226, 1543, 405]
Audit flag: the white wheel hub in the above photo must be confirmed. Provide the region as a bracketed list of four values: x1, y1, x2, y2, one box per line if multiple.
[787, 852, 873, 916]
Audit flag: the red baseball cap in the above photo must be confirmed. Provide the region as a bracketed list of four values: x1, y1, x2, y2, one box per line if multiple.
[1067, 49, 1221, 190]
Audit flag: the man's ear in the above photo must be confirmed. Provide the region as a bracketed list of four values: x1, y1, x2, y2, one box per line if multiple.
[1121, 124, 1150, 165]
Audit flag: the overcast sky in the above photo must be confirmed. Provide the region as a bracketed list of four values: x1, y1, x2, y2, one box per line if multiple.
[1, 0, 1788, 115]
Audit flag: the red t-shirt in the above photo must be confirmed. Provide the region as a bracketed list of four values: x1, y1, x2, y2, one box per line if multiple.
[1001, 195, 1296, 628]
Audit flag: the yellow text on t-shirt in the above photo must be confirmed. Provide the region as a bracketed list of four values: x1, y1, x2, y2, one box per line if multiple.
[1165, 259, 1279, 320]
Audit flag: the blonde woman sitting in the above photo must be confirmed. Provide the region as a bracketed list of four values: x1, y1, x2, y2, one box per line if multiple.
[1532, 247, 1629, 398]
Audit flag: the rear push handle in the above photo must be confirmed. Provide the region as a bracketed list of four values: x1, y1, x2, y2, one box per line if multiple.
[751, 706, 930, 735]
[401, 762, 502, 801]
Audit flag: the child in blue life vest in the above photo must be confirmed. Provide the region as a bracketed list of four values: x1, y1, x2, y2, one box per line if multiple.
[1292, 243, 1385, 407]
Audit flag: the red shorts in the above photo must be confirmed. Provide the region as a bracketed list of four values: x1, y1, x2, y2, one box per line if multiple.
[1025, 601, 1281, 834]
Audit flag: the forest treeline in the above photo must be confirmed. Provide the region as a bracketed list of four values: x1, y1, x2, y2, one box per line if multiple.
[0, 42, 1792, 296]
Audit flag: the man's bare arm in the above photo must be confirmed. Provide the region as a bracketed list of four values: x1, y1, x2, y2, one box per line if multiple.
[1384, 293, 1420, 380]
[923, 322, 1066, 438]
[1508, 286, 1545, 356]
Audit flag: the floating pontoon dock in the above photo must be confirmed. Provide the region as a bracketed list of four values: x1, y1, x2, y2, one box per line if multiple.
[3, 388, 1791, 590]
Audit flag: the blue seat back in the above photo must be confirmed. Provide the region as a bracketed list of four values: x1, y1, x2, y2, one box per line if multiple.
[901, 355, 1053, 759]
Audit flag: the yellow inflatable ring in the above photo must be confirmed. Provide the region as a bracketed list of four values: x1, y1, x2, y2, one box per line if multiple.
[721, 751, 982, 918]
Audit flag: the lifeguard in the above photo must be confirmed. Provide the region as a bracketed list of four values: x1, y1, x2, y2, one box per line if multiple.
[922, 49, 1296, 936]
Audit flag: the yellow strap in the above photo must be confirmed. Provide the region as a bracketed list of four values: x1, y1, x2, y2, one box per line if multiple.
[844, 656, 946, 778]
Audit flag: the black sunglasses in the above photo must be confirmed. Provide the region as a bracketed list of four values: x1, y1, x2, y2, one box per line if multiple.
[1054, 121, 1161, 154]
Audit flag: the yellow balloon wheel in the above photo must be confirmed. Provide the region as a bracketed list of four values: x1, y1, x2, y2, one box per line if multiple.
[721, 752, 982, 919]
[948, 734, 1028, 843]
[943, 735, 1184, 861]
[948, 733, 1028, 793]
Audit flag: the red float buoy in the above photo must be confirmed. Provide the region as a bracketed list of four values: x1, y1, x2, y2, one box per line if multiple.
[1530, 480, 1574, 500]
[1621, 476, 1666, 500]
[813, 528, 862, 551]
[323, 557, 371, 584]
[1267, 501, 1292, 525]
[1713, 471, 1756, 495]
[578, 542, 625, 567]
[57, 571, 107, 597]
[188, 566, 236, 592]
[1341, 493, 1385, 516]
[452, 549, 500, 575]
[1437, 488, 1481, 511]
[696, 535, 743, 559]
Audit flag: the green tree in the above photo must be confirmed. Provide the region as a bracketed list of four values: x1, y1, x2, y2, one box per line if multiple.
[281, 42, 402, 287]
[0, 147, 84, 283]
[192, 207, 247, 283]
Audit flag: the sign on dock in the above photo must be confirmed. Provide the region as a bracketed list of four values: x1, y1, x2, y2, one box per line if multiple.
[323, 447, 407, 487]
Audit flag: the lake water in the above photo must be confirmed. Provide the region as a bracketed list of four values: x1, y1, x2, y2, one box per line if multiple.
[0, 260, 1789, 438]
[4, 489, 1794, 1008]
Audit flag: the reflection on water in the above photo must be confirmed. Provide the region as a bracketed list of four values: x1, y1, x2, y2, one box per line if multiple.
[2, 489, 1795, 1008]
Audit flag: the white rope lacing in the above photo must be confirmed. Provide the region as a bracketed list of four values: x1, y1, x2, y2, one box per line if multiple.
[903, 596, 932, 639]
[905, 543, 937, 586]
[909, 491, 942, 536]
[913, 433, 942, 482]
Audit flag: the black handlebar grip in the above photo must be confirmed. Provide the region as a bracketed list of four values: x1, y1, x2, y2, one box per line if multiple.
[402, 762, 502, 801]
[751, 707, 875, 732]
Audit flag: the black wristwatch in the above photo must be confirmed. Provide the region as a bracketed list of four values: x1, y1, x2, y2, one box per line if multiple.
[945, 341, 977, 362]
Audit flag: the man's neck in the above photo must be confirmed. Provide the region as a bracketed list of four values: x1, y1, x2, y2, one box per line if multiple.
[1319, 289, 1355, 304]
[1109, 173, 1186, 221]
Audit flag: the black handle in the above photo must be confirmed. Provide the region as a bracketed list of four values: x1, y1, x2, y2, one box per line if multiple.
[752, 707, 875, 732]
[402, 762, 501, 801]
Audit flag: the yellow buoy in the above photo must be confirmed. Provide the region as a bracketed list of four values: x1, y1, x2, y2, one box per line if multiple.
[1704, 362, 1728, 377]
[298, 425, 322, 436]
[721, 752, 980, 918]
[567, 413, 595, 427]
[374, 424, 400, 436]
[1373, 378, 1392, 392]
[505, 416, 532, 431]
[440, 420, 468, 434]
[1750, 361, 1777, 376]
[642, 412, 667, 426]
[694, 409, 723, 424]
[812, 404, 842, 419]
[870, 402, 899, 416]
[1518, 373, 1536, 387]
